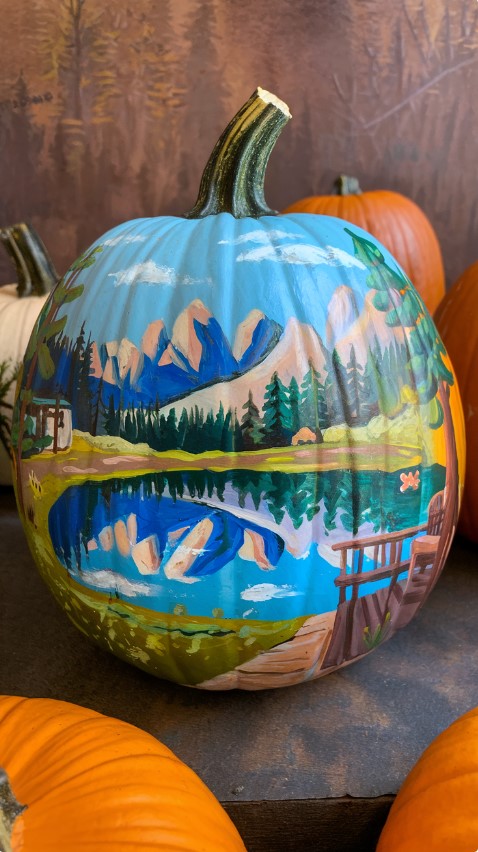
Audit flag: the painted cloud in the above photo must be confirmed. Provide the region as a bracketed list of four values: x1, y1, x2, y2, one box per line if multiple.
[236, 243, 366, 268]
[218, 229, 302, 246]
[109, 260, 211, 287]
[241, 583, 303, 602]
[103, 234, 147, 247]
[83, 570, 155, 597]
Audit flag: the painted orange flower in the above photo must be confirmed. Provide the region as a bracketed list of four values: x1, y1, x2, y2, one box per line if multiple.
[399, 470, 420, 492]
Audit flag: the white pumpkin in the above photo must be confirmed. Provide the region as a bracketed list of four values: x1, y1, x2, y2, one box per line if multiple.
[0, 224, 57, 484]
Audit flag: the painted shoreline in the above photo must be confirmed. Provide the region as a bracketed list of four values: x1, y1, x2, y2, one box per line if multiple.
[24, 430, 423, 480]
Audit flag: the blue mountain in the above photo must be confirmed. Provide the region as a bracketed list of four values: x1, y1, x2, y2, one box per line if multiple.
[90, 300, 283, 413]
[237, 313, 283, 371]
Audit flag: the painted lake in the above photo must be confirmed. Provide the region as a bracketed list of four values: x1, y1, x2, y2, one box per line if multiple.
[48, 465, 445, 621]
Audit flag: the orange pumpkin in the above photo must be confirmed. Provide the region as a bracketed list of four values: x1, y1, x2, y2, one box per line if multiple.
[377, 705, 478, 852]
[0, 695, 246, 852]
[283, 176, 445, 315]
[434, 260, 478, 541]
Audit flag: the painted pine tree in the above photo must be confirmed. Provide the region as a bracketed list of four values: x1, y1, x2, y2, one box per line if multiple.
[262, 371, 291, 447]
[345, 345, 365, 424]
[358, 347, 379, 422]
[221, 407, 235, 452]
[232, 409, 244, 452]
[104, 395, 119, 437]
[203, 410, 216, 451]
[288, 377, 301, 436]
[240, 390, 264, 449]
[164, 409, 178, 451]
[213, 402, 225, 447]
[330, 349, 349, 425]
[70, 326, 94, 433]
[300, 358, 326, 440]
[177, 407, 189, 449]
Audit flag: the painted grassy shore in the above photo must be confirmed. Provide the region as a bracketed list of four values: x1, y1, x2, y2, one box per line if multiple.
[25, 424, 425, 483]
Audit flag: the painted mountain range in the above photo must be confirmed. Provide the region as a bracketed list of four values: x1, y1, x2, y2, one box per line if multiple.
[79, 285, 406, 424]
[330, 286, 405, 364]
[89, 299, 283, 408]
[155, 287, 404, 418]
[158, 314, 330, 417]
[28, 284, 404, 434]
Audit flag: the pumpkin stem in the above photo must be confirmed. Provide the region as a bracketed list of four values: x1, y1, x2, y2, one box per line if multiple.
[334, 175, 362, 196]
[184, 87, 291, 219]
[0, 768, 26, 852]
[0, 223, 58, 298]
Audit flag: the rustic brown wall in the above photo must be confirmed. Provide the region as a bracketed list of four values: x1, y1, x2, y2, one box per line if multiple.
[0, 0, 476, 287]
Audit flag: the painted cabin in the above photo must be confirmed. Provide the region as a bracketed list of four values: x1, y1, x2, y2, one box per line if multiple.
[28, 397, 72, 452]
[292, 427, 317, 445]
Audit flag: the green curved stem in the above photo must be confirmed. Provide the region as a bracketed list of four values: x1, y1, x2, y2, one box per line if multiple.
[184, 87, 291, 219]
[0, 768, 26, 852]
[0, 223, 58, 298]
[334, 175, 362, 196]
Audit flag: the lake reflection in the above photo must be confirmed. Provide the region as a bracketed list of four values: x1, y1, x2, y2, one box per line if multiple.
[48, 466, 444, 620]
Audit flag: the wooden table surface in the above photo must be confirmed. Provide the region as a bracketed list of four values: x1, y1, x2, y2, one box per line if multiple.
[1, 486, 477, 851]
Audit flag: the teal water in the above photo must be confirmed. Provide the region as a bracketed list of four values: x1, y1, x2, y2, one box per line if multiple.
[48, 464, 446, 620]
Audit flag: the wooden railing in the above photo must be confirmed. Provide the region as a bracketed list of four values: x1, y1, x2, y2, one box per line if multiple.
[331, 524, 428, 604]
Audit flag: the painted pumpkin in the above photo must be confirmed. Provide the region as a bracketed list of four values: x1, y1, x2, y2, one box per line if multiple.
[377, 705, 478, 852]
[0, 695, 246, 851]
[283, 176, 446, 315]
[435, 261, 477, 541]
[13, 89, 464, 690]
[0, 224, 57, 485]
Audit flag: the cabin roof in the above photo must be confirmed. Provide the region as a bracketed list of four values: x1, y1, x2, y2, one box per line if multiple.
[31, 397, 71, 408]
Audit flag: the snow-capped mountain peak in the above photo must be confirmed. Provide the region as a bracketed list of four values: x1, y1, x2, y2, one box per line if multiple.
[325, 284, 361, 348]
[170, 299, 213, 371]
[88, 301, 283, 409]
[233, 309, 266, 361]
[141, 319, 167, 361]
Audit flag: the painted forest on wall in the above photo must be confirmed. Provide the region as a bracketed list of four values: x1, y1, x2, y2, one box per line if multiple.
[0, 0, 478, 287]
